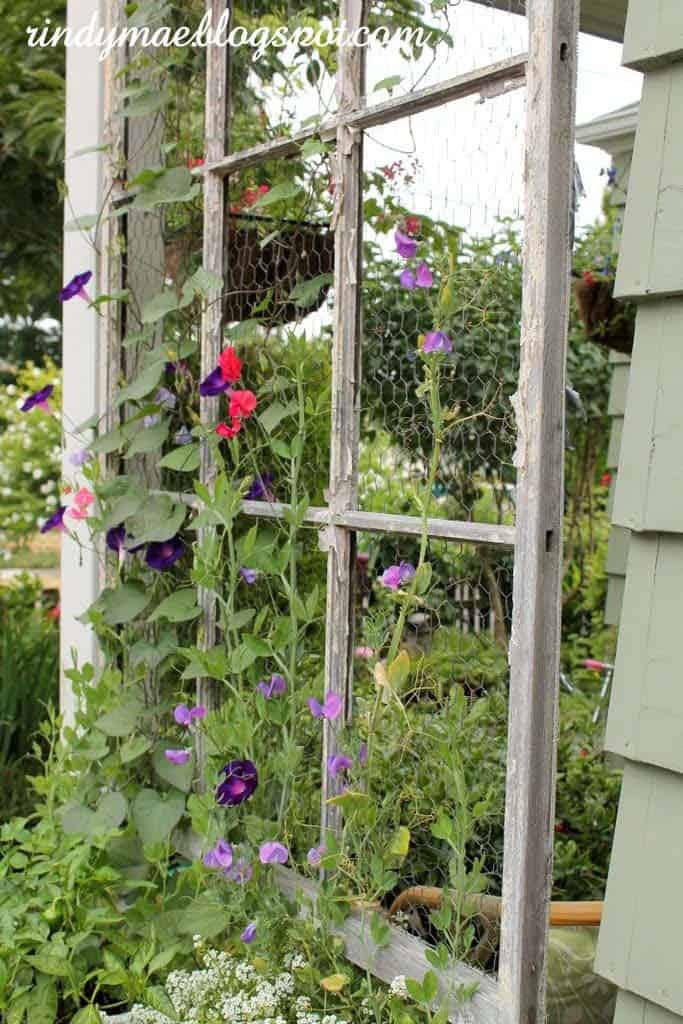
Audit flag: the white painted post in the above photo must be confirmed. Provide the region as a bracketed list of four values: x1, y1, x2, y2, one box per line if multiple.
[60, 0, 106, 725]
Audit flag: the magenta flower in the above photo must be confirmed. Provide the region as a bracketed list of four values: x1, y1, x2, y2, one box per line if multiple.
[355, 646, 374, 659]
[59, 270, 92, 303]
[395, 229, 418, 259]
[307, 692, 343, 721]
[40, 506, 67, 534]
[246, 473, 275, 501]
[145, 536, 184, 571]
[259, 841, 288, 865]
[174, 704, 207, 726]
[199, 366, 230, 398]
[216, 759, 258, 806]
[241, 921, 257, 944]
[239, 567, 258, 585]
[423, 331, 453, 354]
[256, 674, 286, 700]
[399, 264, 433, 290]
[203, 839, 233, 870]
[307, 844, 327, 867]
[379, 561, 415, 590]
[21, 385, 54, 413]
[327, 753, 353, 777]
[165, 748, 191, 765]
[226, 857, 253, 884]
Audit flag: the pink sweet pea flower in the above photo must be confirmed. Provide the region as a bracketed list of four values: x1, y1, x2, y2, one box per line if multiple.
[67, 487, 95, 520]
[203, 840, 233, 870]
[307, 692, 343, 721]
[395, 229, 418, 259]
[422, 331, 453, 354]
[174, 704, 207, 727]
[165, 749, 191, 765]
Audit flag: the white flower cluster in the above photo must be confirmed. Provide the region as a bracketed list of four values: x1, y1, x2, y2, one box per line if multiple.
[389, 975, 410, 1001]
[127, 946, 350, 1024]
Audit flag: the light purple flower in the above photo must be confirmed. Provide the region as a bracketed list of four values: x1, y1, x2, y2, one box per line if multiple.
[156, 387, 177, 410]
[307, 844, 327, 867]
[165, 748, 191, 765]
[143, 413, 161, 428]
[423, 331, 453, 354]
[307, 692, 343, 721]
[174, 426, 193, 446]
[259, 841, 289, 865]
[226, 857, 253, 884]
[239, 567, 258, 585]
[203, 839, 233, 870]
[395, 229, 418, 259]
[241, 921, 257, 944]
[358, 743, 368, 767]
[399, 268, 417, 290]
[399, 560, 416, 582]
[69, 447, 91, 467]
[327, 753, 353, 777]
[379, 562, 415, 590]
[174, 704, 207, 726]
[256, 674, 286, 700]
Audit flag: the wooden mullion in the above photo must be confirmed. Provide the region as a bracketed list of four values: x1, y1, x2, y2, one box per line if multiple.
[498, 1, 579, 1022]
[196, 0, 230, 773]
[200, 54, 527, 178]
[320, 0, 366, 837]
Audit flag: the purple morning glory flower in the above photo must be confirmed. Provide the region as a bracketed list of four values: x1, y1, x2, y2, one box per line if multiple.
[105, 525, 127, 553]
[259, 841, 288, 865]
[216, 759, 258, 806]
[395, 229, 418, 259]
[174, 426, 193, 446]
[203, 839, 233, 870]
[174, 704, 207, 726]
[256, 674, 286, 700]
[241, 921, 257, 944]
[69, 447, 91, 467]
[307, 692, 343, 721]
[423, 331, 453, 354]
[40, 506, 67, 534]
[59, 270, 93, 303]
[165, 748, 191, 765]
[307, 844, 327, 867]
[327, 753, 353, 777]
[246, 472, 275, 502]
[145, 536, 185, 571]
[199, 366, 231, 397]
[239, 567, 258, 585]
[21, 385, 54, 413]
[156, 387, 177, 410]
[226, 857, 253, 884]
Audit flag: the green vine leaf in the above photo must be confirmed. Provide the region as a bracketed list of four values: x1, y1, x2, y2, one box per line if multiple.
[98, 583, 150, 626]
[132, 789, 185, 846]
[159, 444, 201, 472]
[127, 495, 186, 545]
[124, 418, 170, 457]
[148, 589, 200, 624]
[116, 362, 165, 406]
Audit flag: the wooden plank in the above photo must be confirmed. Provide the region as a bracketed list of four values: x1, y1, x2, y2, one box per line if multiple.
[196, 0, 229, 768]
[498, 2, 579, 1023]
[622, 0, 683, 71]
[320, 0, 365, 837]
[276, 867, 501, 1024]
[201, 55, 527, 178]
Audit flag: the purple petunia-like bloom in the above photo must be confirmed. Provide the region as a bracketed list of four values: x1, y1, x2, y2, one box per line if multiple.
[226, 857, 253, 884]
[399, 263, 433, 290]
[241, 921, 257, 944]
[59, 270, 92, 303]
[256, 674, 286, 700]
[259, 841, 288, 865]
[203, 839, 233, 870]
[199, 366, 231, 397]
[21, 385, 54, 413]
[395, 229, 418, 259]
[307, 692, 343, 721]
[165, 748, 191, 765]
[239, 567, 258, 585]
[246, 472, 275, 502]
[145, 536, 185, 571]
[423, 331, 453, 355]
[327, 753, 353, 777]
[216, 759, 258, 806]
[174, 704, 207, 727]
[40, 506, 67, 534]
[307, 844, 327, 867]
[380, 561, 416, 591]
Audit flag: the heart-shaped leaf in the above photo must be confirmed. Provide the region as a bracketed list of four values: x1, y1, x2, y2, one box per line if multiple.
[132, 789, 185, 846]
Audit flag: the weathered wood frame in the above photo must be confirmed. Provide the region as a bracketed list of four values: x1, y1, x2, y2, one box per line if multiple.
[109, 0, 579, 1019]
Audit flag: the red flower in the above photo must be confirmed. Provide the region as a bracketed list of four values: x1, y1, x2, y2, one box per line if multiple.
[554, 822, 569, 835]
[219, 346, 242, 383]
[229, 390, 257, 420]
[258, 184, 269, 195]
[216, 418, 242, 440]
[47, 604, 60, 621]
[188, 157, 204, 169]
[583, 270, 596, 285]
[242, 188, 259, 207]
[579, 748, 590, 758]
[600, 472, 612, 487]
[405, 215, 421, 236]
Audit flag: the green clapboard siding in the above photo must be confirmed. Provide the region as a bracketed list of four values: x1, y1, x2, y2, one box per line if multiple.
[596, 760, 683, 1016]
[615, 67, 683, 301]
[622, 0, 683, 71]
[612, 299, 683, 532]
[604, 574, 625, 625]
[608, 361, 631, 417]
[615, 991, 683, 1024]
[605, 533, 683, 774]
